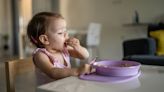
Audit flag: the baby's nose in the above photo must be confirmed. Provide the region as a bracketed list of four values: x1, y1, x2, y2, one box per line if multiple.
[64, 32, 69, 41]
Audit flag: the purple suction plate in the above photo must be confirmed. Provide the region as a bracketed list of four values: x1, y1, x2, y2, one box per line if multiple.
[92, 60, 141, 76]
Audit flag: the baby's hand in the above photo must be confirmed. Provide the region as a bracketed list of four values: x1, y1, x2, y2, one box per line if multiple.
[77, 64, 95, 75]
[66, 37, 80, 48]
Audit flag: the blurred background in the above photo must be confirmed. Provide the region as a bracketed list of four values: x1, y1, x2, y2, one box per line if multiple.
[0, 0, 164, 60]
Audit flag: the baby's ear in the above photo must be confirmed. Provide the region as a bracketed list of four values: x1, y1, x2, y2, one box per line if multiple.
[39, 35, 49, 45]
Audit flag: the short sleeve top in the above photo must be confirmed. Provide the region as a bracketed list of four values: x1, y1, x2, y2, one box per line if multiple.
[33, 48, 71, 85]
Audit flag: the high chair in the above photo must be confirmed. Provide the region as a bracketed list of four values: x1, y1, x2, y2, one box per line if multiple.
[5, 57, 34, 92]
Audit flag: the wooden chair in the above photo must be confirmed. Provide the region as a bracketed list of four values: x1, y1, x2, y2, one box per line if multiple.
[5, 57, 35, 92]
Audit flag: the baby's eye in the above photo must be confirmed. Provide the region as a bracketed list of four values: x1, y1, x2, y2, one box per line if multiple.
[58, 32, 64, 35]
[57, 31, 65, 35]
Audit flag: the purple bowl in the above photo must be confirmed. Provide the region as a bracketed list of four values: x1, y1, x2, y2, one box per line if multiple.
[92, 60, 141, 77]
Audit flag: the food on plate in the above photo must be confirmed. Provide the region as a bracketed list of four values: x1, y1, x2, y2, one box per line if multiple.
[120, 63, 132, 67]
[95, 63, 132, 68]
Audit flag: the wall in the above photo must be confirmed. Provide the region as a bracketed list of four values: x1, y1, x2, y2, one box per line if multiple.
[60, 0, 164, 60]
[19, 0, 32, 58]
[32, 0, 52, 15]
[0, 0, 12, 56]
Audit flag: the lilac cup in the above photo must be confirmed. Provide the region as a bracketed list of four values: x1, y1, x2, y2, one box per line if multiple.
[92, 60, 141, 77]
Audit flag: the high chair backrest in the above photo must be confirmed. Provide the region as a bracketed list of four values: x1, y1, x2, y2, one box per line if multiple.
[5, 57, 34, 92]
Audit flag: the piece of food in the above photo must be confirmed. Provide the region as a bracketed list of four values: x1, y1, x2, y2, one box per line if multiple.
[120, 63, 132, 67]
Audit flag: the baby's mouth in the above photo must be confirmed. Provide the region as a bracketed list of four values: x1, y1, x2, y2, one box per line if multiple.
[64, 42, 67, 47]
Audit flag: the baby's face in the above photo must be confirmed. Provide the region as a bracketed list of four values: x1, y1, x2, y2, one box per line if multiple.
[46, 18, 68, 51]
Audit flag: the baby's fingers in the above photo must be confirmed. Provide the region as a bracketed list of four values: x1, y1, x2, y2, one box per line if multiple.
[84, 64, 95, 75]
[90, 68, 96, 73]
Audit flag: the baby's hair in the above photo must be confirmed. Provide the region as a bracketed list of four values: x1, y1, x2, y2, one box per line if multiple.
[27, 12, 64, 48]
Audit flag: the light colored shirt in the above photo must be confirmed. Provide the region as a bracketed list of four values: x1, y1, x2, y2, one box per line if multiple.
[33, 48, 71, 85]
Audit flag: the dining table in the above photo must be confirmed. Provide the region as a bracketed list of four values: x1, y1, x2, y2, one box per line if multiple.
[37, 65, 164, 92]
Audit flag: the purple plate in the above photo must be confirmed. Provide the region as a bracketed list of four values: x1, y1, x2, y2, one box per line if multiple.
[92, 60, 141, 76]
[79, 71, 141, 83]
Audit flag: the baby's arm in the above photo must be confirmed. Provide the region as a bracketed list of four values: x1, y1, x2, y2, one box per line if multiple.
[33, 52, 78, 79]
[66, 37, 89, 59]
[33, 52, 91, 80]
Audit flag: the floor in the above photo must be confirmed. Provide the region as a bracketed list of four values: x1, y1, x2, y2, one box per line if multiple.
[0, 62, 36, 92]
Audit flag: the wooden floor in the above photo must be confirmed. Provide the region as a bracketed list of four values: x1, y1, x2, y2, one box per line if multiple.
[0, 62, 36, 92]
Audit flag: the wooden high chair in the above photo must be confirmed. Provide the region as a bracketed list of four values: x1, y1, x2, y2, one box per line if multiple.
[5, 57, 35, 92]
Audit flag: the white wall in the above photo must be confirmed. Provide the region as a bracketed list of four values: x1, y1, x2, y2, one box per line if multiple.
[60, 0, 164, 60]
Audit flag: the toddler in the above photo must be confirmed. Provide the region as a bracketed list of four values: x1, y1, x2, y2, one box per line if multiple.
[27, 12, 92, 85]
